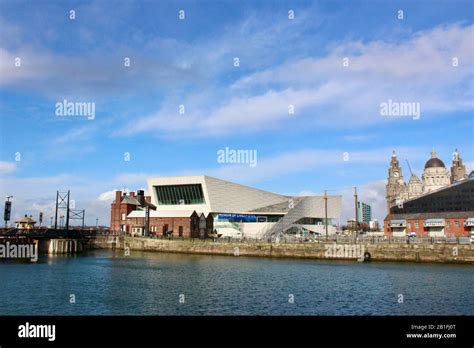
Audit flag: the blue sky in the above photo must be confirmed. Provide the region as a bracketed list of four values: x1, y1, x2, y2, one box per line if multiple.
[0, 0, 473, 225]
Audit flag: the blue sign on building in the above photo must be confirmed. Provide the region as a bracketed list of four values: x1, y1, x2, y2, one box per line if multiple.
[218, 213, 257, 222]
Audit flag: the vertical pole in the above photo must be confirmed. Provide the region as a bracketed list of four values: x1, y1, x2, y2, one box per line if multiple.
[324, 190, 328, 240]
[54, 191, 59, 230]
[65, 190, 70, 232]
[354, 187, 358, 238]
[82, 210, 85, 230]
[145, 205, 150, 237]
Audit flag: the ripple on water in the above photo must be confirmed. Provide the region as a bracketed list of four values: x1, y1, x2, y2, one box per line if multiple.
[0, 250, 472, 315]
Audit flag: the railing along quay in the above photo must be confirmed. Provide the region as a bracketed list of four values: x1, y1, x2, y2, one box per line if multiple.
[126, 234, 472, 245]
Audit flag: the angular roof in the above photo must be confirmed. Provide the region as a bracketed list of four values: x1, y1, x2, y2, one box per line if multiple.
[261, 196, 342, 239]
[146, 175, 342, 225]
[121, 195, 141, 205]
[203, 176, 289, 213]
[249, 197, 305, 213]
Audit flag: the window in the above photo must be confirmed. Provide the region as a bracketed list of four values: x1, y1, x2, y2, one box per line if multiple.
[163, 224, 168, 235]
[415, 223, 419, 229]
[121, 213, 126, 221]
[155, 184, 205, 205]
[455, 221, 460, 228]
[179, 226, 183, 237]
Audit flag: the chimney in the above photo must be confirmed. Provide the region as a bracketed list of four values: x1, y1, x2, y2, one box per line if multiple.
[145, 196, 151, 203]
[115, 191, 122, 204]
[130, 192, 136, 198]
[137, 190, 145, 206]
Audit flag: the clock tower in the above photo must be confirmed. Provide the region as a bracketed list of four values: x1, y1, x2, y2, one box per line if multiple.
[386, 150, 406, 213]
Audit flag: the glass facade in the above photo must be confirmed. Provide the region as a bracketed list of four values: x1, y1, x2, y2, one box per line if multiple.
[392, 179, 474, 214]
[357, 201, 372, 223]
[155, 184, 205, 205]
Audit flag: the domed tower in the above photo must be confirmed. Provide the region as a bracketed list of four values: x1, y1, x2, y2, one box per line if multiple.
[408, 173, 423, 199]
[451, 148, 468, 183]
[422, 150, 450, 193]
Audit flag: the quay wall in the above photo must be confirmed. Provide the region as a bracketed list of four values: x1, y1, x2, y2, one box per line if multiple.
[91, 236, 474, 264]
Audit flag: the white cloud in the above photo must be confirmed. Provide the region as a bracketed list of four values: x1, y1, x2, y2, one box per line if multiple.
[0, 172, 154, 226]
[0, 161, 16, 174]
[465, 161, 474, 175]
[337, 180, 387, 223]
[97, 190, 119, 202]
[52, 124, 97, 145]
[119, 23, 473, 138]
[204, 146, 426, 184]
[285, 180, 387, 224]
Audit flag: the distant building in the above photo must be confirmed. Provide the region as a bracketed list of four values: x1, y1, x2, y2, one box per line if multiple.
[110, 176, 342, 239]
[369, 219, 379, 231]
[386, 149, 468, 211]
[111, 190, 213, 238]
[384, 178, 474, 238]
[110, 190, 152, 234]
[15, 215, 37, 230]
[357, 201, 372, 223]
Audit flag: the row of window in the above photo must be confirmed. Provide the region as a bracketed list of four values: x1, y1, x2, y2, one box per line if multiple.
[406, 221, 462, 229]
[147, 225, 185, 236]
[127, 225, 185, 236]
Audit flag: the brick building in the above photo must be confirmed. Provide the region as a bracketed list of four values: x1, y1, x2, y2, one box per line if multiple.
[384, 212, 473, 237]
[127, 210, 214, 238]
[110, 190, 213, 238]
[110, 190, 153, 234]
[384, 178, 474, 238]
[109, 175, 342, 240]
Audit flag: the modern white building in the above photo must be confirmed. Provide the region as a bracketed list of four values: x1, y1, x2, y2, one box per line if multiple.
[145, 175, 342, 240]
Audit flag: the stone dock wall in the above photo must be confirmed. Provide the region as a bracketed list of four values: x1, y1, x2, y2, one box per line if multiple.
[91, 236, 474, 264]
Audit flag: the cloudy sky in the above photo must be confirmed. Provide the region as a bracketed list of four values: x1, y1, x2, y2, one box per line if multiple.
[0, 0, 473, 226]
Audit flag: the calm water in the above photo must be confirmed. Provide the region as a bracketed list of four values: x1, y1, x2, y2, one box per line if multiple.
[0, 250, 472, 315]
